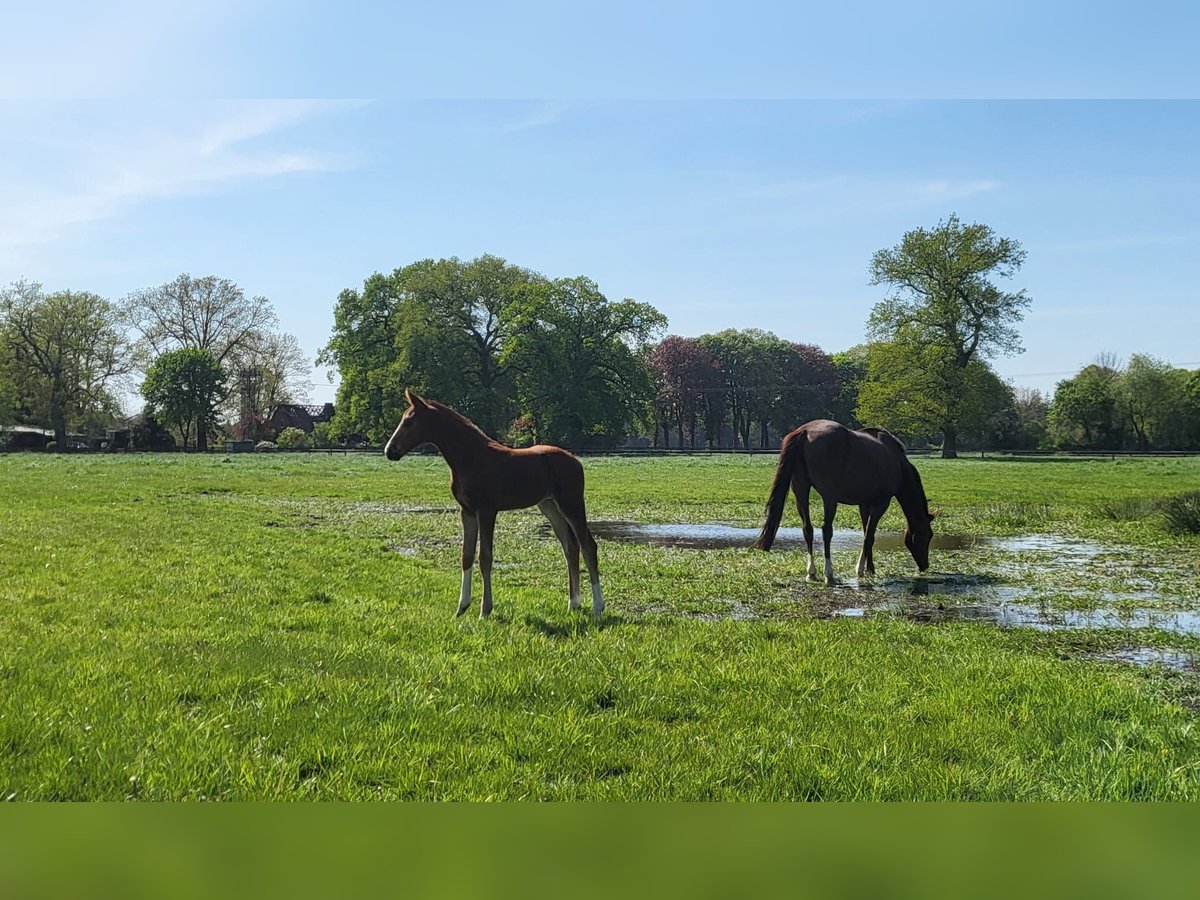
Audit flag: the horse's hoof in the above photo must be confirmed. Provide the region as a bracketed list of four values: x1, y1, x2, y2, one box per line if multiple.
[455, 605, 470, 618]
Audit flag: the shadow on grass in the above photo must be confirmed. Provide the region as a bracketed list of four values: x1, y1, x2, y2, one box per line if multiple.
[521, 613, 628, 638]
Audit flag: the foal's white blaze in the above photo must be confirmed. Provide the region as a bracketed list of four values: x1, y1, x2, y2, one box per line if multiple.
[457, 566, 473, 614]
[591, 582, 604, 617]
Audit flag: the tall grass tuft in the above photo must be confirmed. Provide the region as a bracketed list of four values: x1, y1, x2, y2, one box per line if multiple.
[1162, 491, 1200, 535]
[1095, 497, 1161, 521]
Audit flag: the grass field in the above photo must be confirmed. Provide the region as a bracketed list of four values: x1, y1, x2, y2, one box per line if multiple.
[2, 451, 1200, 800]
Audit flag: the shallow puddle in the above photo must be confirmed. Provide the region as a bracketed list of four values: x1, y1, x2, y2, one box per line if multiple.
[1085, 648, 1197, 671]
[831, 598, 1200, 638]
[583, 520, 985, 551]
[583, 519, 1198, 662]
[581, 520, 1104, 558]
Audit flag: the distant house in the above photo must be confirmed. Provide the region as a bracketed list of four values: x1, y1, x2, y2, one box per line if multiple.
[268, 403, 335, 434]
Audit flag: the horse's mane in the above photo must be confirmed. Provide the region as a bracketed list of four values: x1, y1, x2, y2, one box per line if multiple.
[424, 398, 491, 439]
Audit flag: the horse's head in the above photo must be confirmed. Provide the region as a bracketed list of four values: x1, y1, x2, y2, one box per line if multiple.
[384, 389, 433, 461]
[904, 509, 937, 572]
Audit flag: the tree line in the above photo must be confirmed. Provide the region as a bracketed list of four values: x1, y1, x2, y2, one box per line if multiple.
[0, 275, 311, 449]
[6, 215, 1198, 455]
[322, 216, 1039, 457]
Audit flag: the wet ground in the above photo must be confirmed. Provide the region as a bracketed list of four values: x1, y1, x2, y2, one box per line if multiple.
[570, 519, 1199, 671]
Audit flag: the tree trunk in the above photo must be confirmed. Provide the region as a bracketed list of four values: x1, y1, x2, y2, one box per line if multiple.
[941, 426, 959, 459]
[760, 419, 769, 449]
[197, 422, 208, 452]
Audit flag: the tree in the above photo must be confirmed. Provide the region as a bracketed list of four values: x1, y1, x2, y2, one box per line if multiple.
[868, 214, 1031, 457]
[506, 277, 665, 448]
[140, 348, 228, 451]
[229, 331, 312, 439]
[831, 346, 869, 426]
[1, 280, 131, 445]
[1119, 353, 1189, 451]
[1049, 359, 1124, 449]
[0, 340, 17, 427]
[318, 272, 411, 444]
[698, 329, 764, 449]
[123, 274, 278, 449]
[320, 256, 543, 443]
[648, 336, 720, 448]
[856, 338, 1013, 447]
[773, 342, 842, 436]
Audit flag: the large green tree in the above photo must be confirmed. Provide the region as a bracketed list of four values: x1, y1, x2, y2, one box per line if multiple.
[0, 280, 131, 445]
[868, 214, 1031, 457]
[1049, 359, 1125, 450]
[507, 277, 665, 448]
[140, 348, 228, 451]
[320, 256, 542, 442]
[857, 338, 1013, 447]
[1119, 353, 1190, 451]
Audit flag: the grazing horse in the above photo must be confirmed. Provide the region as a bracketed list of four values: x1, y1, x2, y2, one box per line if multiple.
[755, 420, 935, 584]
[384, 390, 603, 619]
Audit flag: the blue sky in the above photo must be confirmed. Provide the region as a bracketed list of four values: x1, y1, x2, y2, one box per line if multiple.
[3, 5, 1199, 408]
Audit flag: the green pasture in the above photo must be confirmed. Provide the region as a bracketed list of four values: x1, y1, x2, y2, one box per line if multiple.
[1, 452, 1199, 799]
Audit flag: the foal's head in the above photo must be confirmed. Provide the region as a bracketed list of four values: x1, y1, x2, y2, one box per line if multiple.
[384, 389, 434, 461]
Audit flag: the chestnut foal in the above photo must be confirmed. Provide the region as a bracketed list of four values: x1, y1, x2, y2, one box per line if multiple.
[385, 390, 603, 619]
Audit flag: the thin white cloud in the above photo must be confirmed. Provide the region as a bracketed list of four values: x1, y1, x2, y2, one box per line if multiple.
[739, 174, 1000, 207]
[0, 100, 361, 263]
[497, 102, 579, 133]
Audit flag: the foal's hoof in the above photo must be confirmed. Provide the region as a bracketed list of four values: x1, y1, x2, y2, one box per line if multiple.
[455, 604, 470, 618]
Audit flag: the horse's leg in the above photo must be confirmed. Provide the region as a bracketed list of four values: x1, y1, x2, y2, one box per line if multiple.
[539, 499, 582, 611]
[857, 504, 871, 578]
[456, 507, 479, 617]
[864, 499, 890, 576]
[821, 497, 838, 585]
[556, 494, 602, 617]
[793, 478, 817, 581]
[477, 508, 497, 619]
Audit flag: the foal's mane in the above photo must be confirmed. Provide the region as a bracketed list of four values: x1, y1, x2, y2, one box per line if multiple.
[424, 398, 491, 439]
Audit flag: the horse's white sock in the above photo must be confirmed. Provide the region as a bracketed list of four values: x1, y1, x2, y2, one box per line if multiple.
[457, 567, 472, 615]
[856, 550, 867, 577]
[807, 553, 818, 581]
[591, 582, 604, 617]
[825, 556, 835, 585]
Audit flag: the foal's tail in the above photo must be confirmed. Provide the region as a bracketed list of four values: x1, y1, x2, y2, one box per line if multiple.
[755, 429, 805, 551]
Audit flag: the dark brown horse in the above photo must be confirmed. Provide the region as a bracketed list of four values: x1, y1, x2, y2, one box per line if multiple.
[384, 390, 602, 619]
[755, 420, 935, 584]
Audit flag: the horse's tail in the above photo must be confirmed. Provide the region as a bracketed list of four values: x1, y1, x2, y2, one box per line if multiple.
[755, 429, 805, 551]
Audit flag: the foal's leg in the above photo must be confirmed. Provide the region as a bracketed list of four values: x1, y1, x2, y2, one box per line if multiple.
[539, 499, 582, 611]
[794, 479, 817, 581]
[556, 494, 602, 617]
[821, 497, 838, 585]
[456, 508, 479, 617]
[477, 509, 497, 619]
